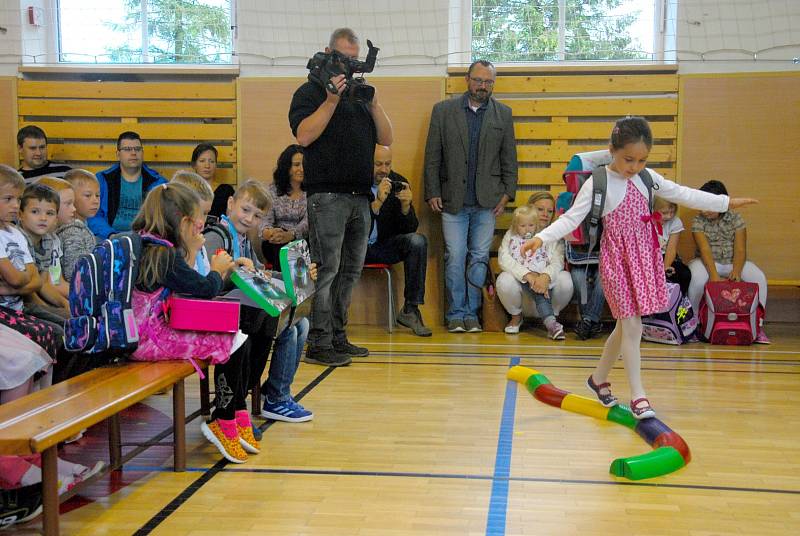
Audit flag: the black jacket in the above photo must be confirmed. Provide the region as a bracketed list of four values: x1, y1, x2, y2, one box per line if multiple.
[370, 171, 419, 245]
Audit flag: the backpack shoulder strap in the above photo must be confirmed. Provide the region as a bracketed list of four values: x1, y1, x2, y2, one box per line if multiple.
[203, 222, 232, 254]
[587, 166, 607, 255]
[639, 168, 656, 212]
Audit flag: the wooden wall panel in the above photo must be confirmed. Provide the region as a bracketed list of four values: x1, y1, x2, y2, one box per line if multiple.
[0, 78, 17, 166]
[238, 77, 444, 327]
[17, 79, 238, 184]
[677, 73, 800, 282]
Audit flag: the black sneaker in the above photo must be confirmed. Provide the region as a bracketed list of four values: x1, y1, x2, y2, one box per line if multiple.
[333, 339, 369, 357]
[0, 483, 43, 528]
[589, 320, 603, 338]
[397, 307, 433, 337]
[575, 319, 602, 340]
[574, 318, 593, 340]
[303, 346, 352, 366]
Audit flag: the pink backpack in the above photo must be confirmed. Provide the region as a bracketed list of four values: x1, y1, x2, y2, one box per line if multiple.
[129, 287, 235, 373]
[698, 281, 764, 345]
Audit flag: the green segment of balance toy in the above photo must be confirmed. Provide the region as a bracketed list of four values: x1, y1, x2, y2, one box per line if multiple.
[609, 446, 685, 480]
[606, 404, 639, 429]
[525, 373, 551, 392]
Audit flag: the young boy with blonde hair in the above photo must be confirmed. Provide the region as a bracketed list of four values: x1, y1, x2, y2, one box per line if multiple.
[205, 180, 315, 424]
[58, 169, 100, 281]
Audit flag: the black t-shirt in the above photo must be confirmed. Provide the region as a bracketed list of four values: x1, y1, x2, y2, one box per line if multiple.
[288, 80, 377, 195]
[209, 184, 235, 221]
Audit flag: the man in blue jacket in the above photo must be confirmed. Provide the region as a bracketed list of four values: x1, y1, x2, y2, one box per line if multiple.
[88, 131, 167, 239]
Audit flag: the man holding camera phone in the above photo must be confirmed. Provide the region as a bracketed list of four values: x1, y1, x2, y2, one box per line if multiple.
[367, 145, 431, 337]
[289, 27, 393, 366]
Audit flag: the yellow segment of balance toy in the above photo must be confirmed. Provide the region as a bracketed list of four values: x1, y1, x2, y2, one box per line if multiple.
[506, 366, 539, 384]
[561, 394, 611, 420]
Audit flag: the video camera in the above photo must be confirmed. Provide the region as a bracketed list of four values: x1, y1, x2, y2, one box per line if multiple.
[306, 40, 380, 104]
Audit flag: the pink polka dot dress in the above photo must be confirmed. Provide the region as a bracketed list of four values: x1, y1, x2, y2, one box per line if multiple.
[599, 180, 668, 319]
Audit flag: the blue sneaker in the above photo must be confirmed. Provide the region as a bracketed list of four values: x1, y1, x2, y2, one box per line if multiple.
[261, 398, 314, 423]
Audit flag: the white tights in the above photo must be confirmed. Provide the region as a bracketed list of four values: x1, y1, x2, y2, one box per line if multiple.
[591, 316, 646, 401]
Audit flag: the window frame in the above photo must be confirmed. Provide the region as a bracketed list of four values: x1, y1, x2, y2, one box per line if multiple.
[469, 0, 671, 65]
[55, 0, 237, 65]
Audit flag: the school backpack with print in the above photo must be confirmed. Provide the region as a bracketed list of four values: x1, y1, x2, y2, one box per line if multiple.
[642, 282, 698, 345]
[64, 232, 142, 354]
[699, 281, 764, 345]
[556, 150, 656, 302]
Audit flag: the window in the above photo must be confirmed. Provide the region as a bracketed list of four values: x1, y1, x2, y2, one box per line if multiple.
[472, 0, 659, 62]
[58, 0, 233, 64]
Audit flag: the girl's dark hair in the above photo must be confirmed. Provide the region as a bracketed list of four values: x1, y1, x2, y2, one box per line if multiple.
[191, 143, 218, 165]
[272, 144, 304, 197]
[132, 182, 200, 289]
[699, 180, 728, 196]
[610, 116, 653, 150]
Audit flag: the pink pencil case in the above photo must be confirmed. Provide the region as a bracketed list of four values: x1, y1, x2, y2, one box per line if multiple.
[166, 295, 240, 333]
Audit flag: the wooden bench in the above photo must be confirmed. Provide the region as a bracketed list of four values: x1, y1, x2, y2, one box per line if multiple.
[0, 361, 210, 536]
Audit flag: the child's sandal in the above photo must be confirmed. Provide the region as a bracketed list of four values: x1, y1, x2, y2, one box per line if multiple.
[630, 398, 656, 420]
[586, 375, 618, 407]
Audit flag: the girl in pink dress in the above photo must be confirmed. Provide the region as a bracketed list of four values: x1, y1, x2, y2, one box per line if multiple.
[522, 117, 757, 418]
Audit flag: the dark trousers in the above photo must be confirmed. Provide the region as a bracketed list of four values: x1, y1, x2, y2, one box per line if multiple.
[306, 193, 370, 348]
[365, 233, 428, 306]
[212, 306, 273, 421]
[666, 257, 692, 296]
[261, 241, 291, 269]
[212, 342, 250, 421]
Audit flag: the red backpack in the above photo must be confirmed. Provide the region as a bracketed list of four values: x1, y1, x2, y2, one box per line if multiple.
[698, 281, 764, 345]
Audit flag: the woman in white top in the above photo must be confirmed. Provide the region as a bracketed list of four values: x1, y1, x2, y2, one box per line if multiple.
[496, 192, 573, 338]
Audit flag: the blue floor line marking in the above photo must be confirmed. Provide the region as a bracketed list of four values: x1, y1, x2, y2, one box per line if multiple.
[485, 356, 520, 536]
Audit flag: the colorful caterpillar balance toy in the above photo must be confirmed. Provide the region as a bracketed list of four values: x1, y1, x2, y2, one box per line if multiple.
[507, 366, 691, 480]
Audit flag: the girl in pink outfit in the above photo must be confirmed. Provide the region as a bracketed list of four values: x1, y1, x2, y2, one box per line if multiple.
[522, 117, 758, 419]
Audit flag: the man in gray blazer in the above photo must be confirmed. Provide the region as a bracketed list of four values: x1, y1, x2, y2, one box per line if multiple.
[424, 59, 518, 332]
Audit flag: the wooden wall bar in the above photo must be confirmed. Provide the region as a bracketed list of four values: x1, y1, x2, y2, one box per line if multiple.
[16, 79, 239, 183]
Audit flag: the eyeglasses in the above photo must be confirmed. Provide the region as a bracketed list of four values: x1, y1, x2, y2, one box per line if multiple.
[469, 77, 495, 87]
[119, 146, 143, 153]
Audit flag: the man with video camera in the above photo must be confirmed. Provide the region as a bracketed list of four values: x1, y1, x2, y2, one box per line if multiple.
[289, 28, 393, 367]
[366, 145, 431, 337]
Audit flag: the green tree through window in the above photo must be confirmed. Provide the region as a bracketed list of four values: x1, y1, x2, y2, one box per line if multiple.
[58, 0, 231, 64]
[472, 0, 652, 62]
[108, 0, 231, 63]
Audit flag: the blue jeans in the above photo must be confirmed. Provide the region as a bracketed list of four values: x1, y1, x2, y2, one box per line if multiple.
[441, 206, 496, 322]
[307, 193, 370, 348]
[531, 292, 554, 320]
[263, 318, 309, 402]
[570, 264, 605, 323]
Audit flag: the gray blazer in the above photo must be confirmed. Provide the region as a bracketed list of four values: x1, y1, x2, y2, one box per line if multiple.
[424, 94, 518, 214]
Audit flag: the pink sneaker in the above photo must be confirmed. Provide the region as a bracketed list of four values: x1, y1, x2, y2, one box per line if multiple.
[754, 330, 771, 344]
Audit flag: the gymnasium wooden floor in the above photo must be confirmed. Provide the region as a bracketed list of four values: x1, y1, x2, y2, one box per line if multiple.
[24, 324, 800, 535]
